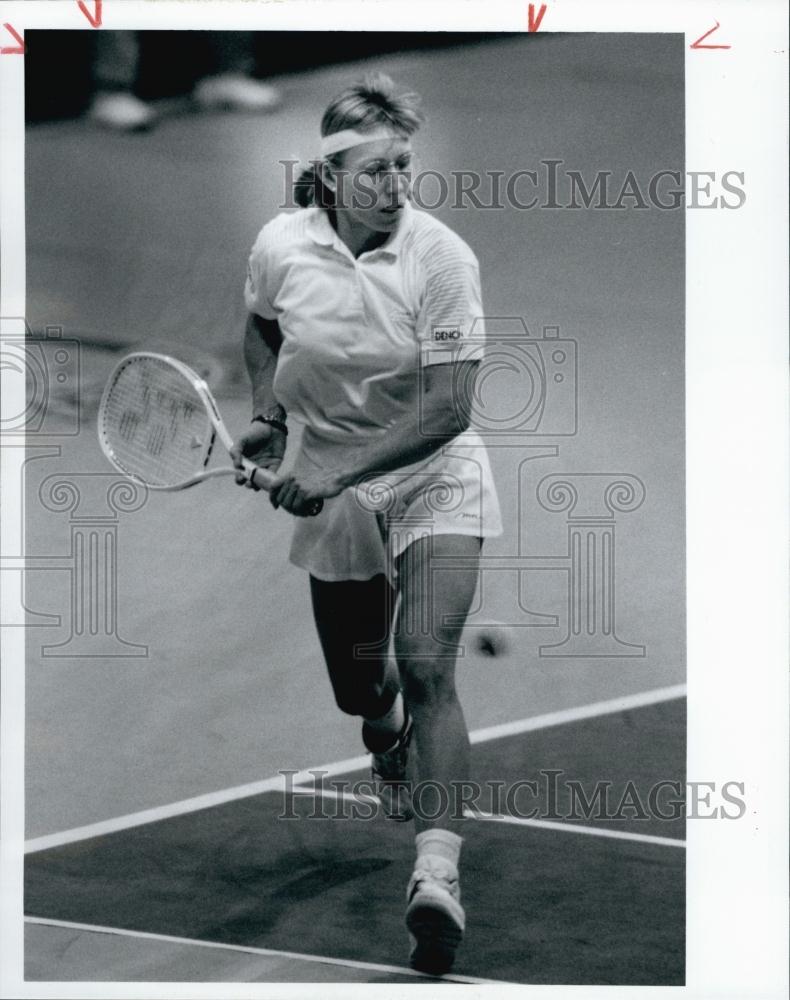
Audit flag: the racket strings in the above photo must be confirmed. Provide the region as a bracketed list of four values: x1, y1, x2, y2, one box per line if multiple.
[101, 357, 215, 487]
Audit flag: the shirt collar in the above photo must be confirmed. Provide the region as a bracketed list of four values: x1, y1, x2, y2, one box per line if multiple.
[306, 201, 413, 259]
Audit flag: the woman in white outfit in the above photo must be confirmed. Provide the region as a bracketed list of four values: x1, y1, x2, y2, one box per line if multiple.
[232, 73, 501, 975]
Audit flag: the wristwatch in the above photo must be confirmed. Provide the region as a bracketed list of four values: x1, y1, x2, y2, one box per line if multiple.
[251, 406, 321, 517]
[252, 404, 288, 436]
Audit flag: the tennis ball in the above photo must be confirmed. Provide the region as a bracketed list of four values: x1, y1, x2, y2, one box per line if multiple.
[474, 627, 512, 658]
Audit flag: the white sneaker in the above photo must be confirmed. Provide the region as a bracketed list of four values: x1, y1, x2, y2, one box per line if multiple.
[89, 92, 156, 131]
[406, 856, 465, 975]
[193, 73, 280, 112]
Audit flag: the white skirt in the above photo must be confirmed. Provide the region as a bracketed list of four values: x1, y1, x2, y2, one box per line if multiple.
[288, 427, 502, 583]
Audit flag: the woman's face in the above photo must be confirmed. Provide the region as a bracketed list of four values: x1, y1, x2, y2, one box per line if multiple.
[327, 134, 414, 233]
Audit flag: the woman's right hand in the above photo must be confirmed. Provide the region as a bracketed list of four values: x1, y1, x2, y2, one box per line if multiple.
[230, 421, 287, 490]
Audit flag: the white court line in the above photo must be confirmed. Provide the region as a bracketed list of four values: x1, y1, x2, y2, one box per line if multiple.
[468, 683, 686, 745]
[25, 683, 686, 854]
[288, 787, 686, 850]
[24, 916, 508, 986]
[469, 810, 686, 848]
[24, 764, 363, 855]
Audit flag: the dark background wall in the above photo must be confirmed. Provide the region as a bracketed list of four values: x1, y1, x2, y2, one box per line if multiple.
[25, 31, 510, 121]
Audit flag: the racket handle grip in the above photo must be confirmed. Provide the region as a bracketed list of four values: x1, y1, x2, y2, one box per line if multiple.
[241, 458, 276, 492]
[240, 458, 323, 517]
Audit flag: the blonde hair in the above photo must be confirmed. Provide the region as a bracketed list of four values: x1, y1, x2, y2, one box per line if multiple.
[294, 72, 425, 209]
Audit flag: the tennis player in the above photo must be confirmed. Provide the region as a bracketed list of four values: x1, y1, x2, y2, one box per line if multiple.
[232, 73, 501, 974]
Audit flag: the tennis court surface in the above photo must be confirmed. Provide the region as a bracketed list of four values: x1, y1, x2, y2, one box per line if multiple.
[26, 695, 685, 984]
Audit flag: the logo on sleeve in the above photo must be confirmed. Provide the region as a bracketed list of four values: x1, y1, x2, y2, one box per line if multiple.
[433, 325, 463, 341]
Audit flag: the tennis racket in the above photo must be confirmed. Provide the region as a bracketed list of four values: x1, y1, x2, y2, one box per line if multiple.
[98, 351, 322, 514]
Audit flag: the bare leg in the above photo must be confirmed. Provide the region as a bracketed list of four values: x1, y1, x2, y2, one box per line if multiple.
[394, 533, 481, 973]
[394, 534, 481, 833]
[88, 32, 156, 131]
[92, 31, 140, 92]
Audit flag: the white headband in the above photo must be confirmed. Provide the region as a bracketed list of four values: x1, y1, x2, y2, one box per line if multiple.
[320, 127, 402, 158]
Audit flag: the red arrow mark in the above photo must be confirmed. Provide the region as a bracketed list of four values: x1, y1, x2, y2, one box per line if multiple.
[77, 0, 103, 29]
[690, 20, 731, 50]
[1, 23, 24, 54]
[528, 3, 547, 33]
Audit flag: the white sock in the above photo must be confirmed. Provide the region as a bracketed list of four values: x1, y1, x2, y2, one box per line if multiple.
[415, 828, 463, 870]
[364, 690, 405, 737]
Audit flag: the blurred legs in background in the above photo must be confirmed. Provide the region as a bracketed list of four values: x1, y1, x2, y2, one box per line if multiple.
[89, 31, 152, 130]
[192, 32, 281, 112]
[89, 31, 280, 131]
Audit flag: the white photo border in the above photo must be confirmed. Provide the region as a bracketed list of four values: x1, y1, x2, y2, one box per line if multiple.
[1, 1, 787, 997]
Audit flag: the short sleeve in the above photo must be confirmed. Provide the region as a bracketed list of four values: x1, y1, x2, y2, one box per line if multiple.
[244, 226, 278, 320]
[416, 244, 486, 367]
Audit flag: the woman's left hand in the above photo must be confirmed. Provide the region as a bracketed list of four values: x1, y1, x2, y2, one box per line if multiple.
[268, 470, 346, 516]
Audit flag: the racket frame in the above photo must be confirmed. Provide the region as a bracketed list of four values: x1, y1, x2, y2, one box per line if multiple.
[98, 351, 275, 492]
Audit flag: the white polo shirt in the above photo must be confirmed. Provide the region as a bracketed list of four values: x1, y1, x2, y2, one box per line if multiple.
[243, 202, 502, 581]
[244, 201, 485, 444]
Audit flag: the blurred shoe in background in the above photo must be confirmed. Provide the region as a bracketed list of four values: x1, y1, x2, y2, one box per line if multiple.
[87, 32, 281, 132]
[88, 91, 157, 131]
[193, 72, 280, 112]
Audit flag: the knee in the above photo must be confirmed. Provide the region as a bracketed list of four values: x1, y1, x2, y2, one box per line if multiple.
[398, 648, 457, 711]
